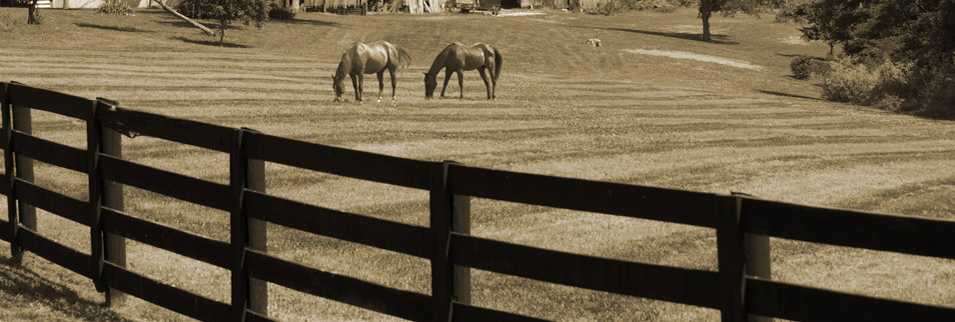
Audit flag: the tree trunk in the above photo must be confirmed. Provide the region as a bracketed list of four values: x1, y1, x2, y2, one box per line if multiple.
[701, 10, 712, 42]
[27, 0, 38, 24]
[154, 0, 216, 36]
[219, 25, 225, 46]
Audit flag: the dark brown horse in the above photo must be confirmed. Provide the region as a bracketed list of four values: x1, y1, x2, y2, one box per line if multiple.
[332, 41, 412, 104]
[424, 42, 502, 100]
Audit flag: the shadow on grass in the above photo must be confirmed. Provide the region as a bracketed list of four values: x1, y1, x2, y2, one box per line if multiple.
[0, 257, 133, 322]
[268, 18, 341, 27]
[776, 53, 828, 61]
[155, 19, 239, 31]
[756, 89, 820, 101]
[74, 23, 153, 33]
[577, 26, 738, 45]
[171, 36, 251, 48]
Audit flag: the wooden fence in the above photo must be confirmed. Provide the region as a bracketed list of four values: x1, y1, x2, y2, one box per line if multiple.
[1, 81, 954, 321]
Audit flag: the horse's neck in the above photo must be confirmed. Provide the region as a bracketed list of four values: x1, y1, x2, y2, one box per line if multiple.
[425, 49, 449, 80]
[337, 53, 353, 77]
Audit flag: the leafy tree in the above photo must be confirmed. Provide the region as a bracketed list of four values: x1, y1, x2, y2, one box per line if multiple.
[697, 0, 765, 42]
[191, 0, 270, 46]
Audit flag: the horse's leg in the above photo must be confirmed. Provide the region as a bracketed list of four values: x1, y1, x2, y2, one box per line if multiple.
[357, 73, 365, 103]
[350, 74, 360, 102]
[441, 68, 453, 98]
[478, 67, 491, 100]
[488, 62, 497, 100]
[389, 66, 397, 105]
[377, 71, 384, 103]
[457, 70, 464, 99]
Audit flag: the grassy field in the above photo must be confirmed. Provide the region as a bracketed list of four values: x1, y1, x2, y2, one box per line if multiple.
[1, 5, 954, 321]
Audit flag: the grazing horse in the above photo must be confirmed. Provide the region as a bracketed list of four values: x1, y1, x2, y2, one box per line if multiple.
[424, 42, 502, 100]
[332, 41, 412, 104]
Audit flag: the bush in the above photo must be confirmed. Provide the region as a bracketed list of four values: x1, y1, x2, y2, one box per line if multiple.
[821, 58, 879, 104]
[269, 3, 296, 20]
[667, 0, 695, 7]
[821, 58, 915, 110]
[913, 63, 955, 117]
[0, 14, 16, 32]
[774, 0, 812, 23]
[790, 55, 813, 80]
[594, 0, 628, 15]
[98, 0, 134, 15]
[177, 0, 214, 19]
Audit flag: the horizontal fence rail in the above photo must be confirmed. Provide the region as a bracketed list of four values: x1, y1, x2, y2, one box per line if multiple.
[1, 81, 954, 322]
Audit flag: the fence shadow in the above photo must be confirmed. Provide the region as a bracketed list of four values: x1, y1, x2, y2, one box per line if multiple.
[0, 256, 134, 322]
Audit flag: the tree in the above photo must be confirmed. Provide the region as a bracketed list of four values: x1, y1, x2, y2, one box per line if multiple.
[191, 0, 270, 46]
[797, 0, 862, 57]
[697, 0, 765, 42]
[27, 0, 40, 25]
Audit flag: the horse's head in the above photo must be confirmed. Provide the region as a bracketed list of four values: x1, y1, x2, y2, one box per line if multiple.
[423, 72, 437, 99]
[331, 74, 344, 102]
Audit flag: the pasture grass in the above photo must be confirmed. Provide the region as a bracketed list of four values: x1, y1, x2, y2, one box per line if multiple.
[0, 6, 953, 322]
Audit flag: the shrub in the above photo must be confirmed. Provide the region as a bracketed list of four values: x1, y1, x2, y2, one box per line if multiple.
[177, 0, 214, 19]
[667, 0, 695, 7]
[821, 57, 916, 111]
[914, 63, 955, 118]
[98, 0, 134, 15]
[269, 3, 296, 20]
[790, 55, 813, 80]
[0, 14, 16, 32]
[774, 0, 812, 23]
[821, 58, 879, 104]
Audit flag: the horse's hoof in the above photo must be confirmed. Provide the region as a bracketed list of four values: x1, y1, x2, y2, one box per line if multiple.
[377, 98, 382, 103]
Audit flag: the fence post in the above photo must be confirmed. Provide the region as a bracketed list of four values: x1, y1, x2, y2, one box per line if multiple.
[719, 195, 773, 322]
[717, 195, 745, 322]
[231, 128, 268, 320]
[744, 230, 772, 321]
[97, 98, 126, 306]
[6, 97, 37, 262]
[430, 160, 471, 322]
[88, 100, 103, 293]
[1, 82, 18, 258]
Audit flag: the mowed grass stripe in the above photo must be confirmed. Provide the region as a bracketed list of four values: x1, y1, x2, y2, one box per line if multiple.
[0, 66, 324, 79]
[0, 55, 336, 70]
[0, 49, 320, 63]
[501, 139, 955, 182]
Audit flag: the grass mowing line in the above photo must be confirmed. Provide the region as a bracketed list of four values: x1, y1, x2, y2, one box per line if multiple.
[0, 64, 329, 78]
[0, 48, 322, 63]
[0, 68, 319, 82]
[500, 139, 955, 186]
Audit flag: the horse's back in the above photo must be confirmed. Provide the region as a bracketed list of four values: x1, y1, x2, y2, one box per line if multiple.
[346, 42, 390, 73]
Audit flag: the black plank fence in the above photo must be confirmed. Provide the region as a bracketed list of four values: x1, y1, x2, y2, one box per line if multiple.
[1, 81, 954, 321]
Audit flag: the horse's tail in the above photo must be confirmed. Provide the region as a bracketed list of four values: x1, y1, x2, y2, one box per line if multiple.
[395, 46, 412, 69]
[492, 46, 503, 83]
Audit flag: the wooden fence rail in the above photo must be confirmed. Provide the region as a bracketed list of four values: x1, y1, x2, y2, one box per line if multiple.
[1, 81, 954, 321]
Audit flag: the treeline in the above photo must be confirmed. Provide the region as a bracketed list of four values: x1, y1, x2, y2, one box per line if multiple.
[782, 0, 954, 117]
[604, 0, 953, 117]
